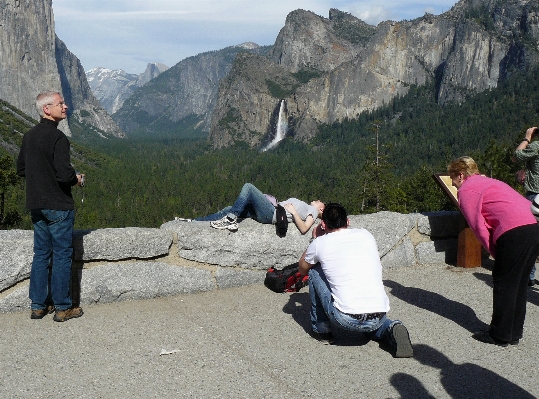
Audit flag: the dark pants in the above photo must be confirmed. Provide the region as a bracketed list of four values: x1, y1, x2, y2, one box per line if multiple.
[30, 209, 74, 311]
[490, 223, 539, 341]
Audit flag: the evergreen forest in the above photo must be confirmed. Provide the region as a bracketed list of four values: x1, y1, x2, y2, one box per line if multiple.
[1, 66, 538, 230]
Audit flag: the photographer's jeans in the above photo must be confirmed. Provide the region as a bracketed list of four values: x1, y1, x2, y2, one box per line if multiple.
[30, 209, 74, 311]
[525, 191, 537, 281]
[195, 183, 275, 223]
[308, 264, 400, 345]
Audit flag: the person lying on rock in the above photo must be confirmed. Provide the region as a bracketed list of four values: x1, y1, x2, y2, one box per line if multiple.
[298, 202, 414, 358]
[194, 183, 324, 233]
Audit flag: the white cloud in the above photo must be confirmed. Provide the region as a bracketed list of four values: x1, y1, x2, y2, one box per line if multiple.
[53, 0, 458, 74]
[349, 5, 396, 25]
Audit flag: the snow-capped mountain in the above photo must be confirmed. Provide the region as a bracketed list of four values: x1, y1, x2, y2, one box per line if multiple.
[86, 63, 168, 114]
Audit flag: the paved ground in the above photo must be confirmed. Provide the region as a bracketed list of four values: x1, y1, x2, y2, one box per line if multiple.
[1, 263, 538, 399]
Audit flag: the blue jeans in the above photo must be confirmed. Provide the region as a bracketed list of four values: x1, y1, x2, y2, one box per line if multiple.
[30, 209, 75, 311]
[525, 191, 538, 281]
[195, 183, 275, 223]
[308, 264, 400, 345]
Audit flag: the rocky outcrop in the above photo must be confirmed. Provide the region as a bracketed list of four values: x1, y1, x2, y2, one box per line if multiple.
[112, 44, 271, 138]
[0, 0, 124, 138]
[269, 8, 374, 73]
[55, 37, 125, 138]
[209, 52, 300, 149]
[0, 1, 63, 128]
[87, 63, 169, 115]
[210, 0, 539, 147]
[0, 211, 471, 313]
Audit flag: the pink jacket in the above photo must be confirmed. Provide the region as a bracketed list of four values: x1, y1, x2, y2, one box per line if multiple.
[458, 174, 536, 257]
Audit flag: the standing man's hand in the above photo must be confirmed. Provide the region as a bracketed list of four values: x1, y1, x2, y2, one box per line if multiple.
[76, 174, 85, 187]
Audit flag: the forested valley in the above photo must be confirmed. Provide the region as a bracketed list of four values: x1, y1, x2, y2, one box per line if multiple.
[1, 66, 538, 230]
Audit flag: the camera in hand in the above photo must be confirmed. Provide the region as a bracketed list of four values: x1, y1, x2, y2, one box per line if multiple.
[75, 171, 86, 187]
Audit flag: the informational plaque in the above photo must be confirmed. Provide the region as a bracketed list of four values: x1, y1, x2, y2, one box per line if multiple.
[432, 174, 482, 268]
[432, 174, 459, 208]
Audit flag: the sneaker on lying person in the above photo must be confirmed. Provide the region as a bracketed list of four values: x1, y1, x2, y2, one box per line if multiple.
[210, 214, 238, 230]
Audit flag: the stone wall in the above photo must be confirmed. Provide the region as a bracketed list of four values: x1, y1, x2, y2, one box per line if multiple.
[0, 211, 467, 313]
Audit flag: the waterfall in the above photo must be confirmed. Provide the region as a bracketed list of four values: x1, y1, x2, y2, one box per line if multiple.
[262, 100, 288, 152]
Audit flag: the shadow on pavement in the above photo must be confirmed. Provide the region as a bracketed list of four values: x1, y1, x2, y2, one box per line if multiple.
[282, 291, 390, 351]
[472, 271, 493, 288]
[390, 372, 436, 399]
[384, 280, 488, 332]
[473, 271, 539, 307]
[393, 344, 537, 399]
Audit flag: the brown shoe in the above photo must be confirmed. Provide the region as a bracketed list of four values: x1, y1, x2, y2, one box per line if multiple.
[53, 307, 84, 322]
[30, 305, 55, 319]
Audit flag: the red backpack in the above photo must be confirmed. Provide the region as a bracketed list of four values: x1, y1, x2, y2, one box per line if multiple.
[264, 263, 309, 293]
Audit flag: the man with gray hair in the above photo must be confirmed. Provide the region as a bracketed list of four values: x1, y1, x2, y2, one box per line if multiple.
[17, 91, 84, 322]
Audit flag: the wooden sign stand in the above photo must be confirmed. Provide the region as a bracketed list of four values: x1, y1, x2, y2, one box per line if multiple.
[432, 174, 482, 268]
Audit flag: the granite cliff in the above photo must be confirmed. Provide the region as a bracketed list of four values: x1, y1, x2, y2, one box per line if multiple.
[0, 0, 124, 138]
[111, 43, 271, 138]
[268, 8, 375, 73]
[209, 0, 539, 148]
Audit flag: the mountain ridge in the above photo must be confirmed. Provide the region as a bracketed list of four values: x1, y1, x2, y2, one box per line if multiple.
[111, 44, 272, 138]
[86, 63, 169, 115]
[107, 1, 539, 148]
[209, 0, 539, 148]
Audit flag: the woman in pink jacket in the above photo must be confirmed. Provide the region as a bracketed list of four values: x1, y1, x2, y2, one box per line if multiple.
[448, 156, 539, 346]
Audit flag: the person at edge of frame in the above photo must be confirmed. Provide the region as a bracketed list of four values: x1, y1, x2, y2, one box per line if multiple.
[513, 126, 539, 287]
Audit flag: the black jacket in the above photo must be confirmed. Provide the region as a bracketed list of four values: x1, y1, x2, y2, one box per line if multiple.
[17, 118, 78, 210]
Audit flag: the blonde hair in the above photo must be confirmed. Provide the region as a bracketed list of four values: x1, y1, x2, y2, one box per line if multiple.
[35, 91, 60, 117]
[447, 156, 480, 178]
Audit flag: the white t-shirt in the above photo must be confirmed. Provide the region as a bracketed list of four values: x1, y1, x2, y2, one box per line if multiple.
[304, 228, 390, 314]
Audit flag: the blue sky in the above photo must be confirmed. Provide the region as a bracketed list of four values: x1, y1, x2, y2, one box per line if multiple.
[53, 0, 459, 74]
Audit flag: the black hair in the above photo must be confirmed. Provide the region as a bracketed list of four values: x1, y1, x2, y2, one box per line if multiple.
[321, 203, 348, 230]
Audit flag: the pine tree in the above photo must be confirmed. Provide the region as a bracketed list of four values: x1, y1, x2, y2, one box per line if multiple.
[360, 120, 394, 212]
[0, 155, 21, 228]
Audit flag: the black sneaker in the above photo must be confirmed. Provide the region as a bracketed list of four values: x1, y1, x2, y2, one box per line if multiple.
[529, 279, 538, 287]
[309, 329, 334, 345]
[472, 331, 509, 347]
[391, 324, 414, 358]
